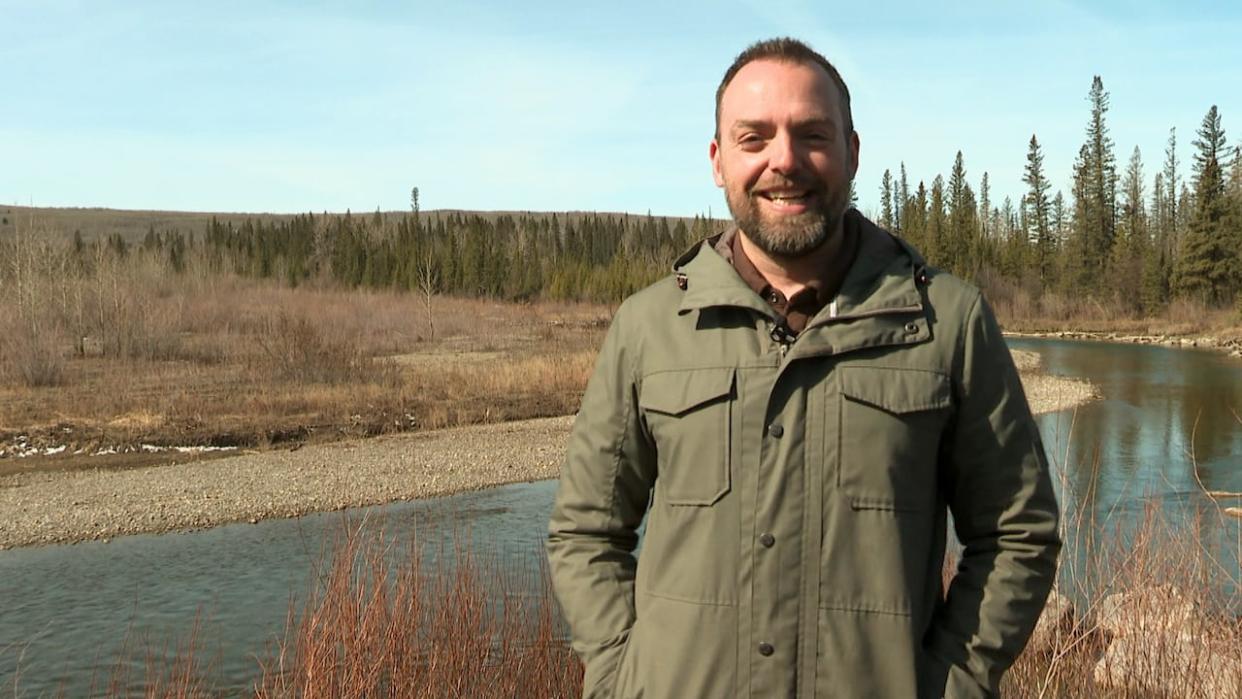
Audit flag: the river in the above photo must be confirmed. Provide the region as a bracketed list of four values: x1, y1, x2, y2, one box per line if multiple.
[1, 338, 1240, 696]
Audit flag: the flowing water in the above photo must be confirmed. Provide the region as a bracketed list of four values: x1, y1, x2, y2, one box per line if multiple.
[1007, 338, 1242, 606]
[1, 338, 1240, 696]
[0, 481, 560, 697]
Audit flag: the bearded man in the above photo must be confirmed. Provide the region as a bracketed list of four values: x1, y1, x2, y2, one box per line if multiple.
[547, 37, 1060, 699]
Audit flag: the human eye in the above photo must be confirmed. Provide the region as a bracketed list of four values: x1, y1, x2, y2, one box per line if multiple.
[802, 128, 834, 144]
[736, 132, 765, 150]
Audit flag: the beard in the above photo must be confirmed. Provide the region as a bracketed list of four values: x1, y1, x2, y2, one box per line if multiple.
[725, 177, 851, 258]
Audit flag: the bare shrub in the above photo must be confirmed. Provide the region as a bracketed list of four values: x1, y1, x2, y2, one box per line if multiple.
[997, 473, 1242, 698]
[96, 614, 220, 699]
[0, 223, 72, 387]
[255, 524, 583, 698]
[1, 321, 67, 387]
[253, 312, 399, 386]
[90, 247, 187, 361]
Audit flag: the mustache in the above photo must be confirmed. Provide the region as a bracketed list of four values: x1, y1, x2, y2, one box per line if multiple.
[749, 177, 821, 193]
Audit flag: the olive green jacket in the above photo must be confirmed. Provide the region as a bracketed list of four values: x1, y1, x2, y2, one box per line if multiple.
[547, 212, 1060, 698]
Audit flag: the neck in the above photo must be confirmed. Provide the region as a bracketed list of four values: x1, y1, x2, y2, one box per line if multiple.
[737, 220, 847, 300]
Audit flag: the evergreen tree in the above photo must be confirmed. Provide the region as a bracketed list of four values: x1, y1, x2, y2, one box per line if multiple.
[1111, 146, 1147, 310]
[1176, 106, 1236, 304]
[879, 169, 895, 230]
[1162, 128, 1180, 256]
[927, 176, 947, 267]
[946, 152, 977, 276]
[1023, 135, 1053, 284]
[978, 172, 991, 239]
[1051, 191, 1067, 248]
[1071, 76, 1118, 294]
[897, 163, 910, 235]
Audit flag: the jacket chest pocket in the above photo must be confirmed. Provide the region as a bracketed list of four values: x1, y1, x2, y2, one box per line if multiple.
[639, 368, 735, 506]
[837, 366, 951, 512]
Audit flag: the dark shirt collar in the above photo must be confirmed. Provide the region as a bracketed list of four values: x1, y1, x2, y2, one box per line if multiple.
[715, 214, 861, 332]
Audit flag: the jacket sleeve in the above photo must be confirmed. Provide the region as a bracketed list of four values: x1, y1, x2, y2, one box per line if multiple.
[546, 302, 657, 699]
[925, 293, 1062, 698]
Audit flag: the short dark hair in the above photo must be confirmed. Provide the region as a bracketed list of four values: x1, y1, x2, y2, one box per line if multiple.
[714, 37, 853, 140]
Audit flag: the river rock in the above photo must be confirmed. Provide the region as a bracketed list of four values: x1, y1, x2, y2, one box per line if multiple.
[1097, 584, 1200, 638]
[1093, 634, 1242, 698]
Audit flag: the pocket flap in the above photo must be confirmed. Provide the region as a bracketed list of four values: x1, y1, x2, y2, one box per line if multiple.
[640, 368, 735, 416]
[840, 366, 951, 414]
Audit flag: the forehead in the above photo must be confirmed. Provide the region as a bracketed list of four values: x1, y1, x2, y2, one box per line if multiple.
[719, 59, 842, 128]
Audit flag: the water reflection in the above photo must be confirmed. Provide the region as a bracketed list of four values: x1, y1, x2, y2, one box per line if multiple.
[1009, 339, 1242, 605]
[0, 480, 560, 697]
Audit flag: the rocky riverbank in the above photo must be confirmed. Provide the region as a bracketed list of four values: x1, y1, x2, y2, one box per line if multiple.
[0, 353, 1094, 550]
[1009, 330, 1242, 358]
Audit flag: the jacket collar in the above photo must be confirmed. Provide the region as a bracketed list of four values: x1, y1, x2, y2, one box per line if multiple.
[674, 210, 924, 321]
[673, 232, 776, 319]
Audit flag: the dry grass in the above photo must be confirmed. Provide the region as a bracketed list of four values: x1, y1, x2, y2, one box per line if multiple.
[987, 281, 1242, 342]
[1000, 504, 1242, 697]
[0, 238, 607, 466]
[254, 524, 582, 699]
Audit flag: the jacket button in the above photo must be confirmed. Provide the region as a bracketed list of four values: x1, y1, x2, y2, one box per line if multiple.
[768, 424, 784, 438]
[904, 321, 919, 334]
[758, 642, 775, 656]
[759, 533, 775, 548]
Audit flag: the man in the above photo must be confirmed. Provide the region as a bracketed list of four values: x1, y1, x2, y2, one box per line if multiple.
[547, 37, 1060, 698]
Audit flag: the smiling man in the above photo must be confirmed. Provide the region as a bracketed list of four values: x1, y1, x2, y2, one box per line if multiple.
[548, 37, 1060, 698]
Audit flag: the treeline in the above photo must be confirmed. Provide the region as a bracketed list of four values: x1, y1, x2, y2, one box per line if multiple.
[876, 77, 1242, 314]
[105, 210, 718, 304]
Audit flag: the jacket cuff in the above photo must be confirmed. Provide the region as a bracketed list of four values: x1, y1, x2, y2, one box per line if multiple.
[579, 628, 632, 699]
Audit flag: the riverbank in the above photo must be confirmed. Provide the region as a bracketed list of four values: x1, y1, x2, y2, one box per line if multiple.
[1008, 330, 1242, 358]
[0, 352, 1094, 550]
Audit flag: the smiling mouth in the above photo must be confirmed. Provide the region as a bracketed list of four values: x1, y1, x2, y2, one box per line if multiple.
[757, 190, 813, 206]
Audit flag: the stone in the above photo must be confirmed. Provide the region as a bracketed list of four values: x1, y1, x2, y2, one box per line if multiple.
[1097, 584, 1199, 638]
[1093, 633, 1242, 698]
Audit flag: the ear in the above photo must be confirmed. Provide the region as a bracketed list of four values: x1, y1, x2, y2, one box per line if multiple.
[710, 138, 724, 188]
[847, 130, 861, 180]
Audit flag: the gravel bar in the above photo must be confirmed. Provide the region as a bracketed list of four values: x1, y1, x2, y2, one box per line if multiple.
[0, 355, 1092, 550]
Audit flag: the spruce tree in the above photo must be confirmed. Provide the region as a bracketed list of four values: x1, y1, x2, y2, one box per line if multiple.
[1175, 105, 1235, 304]
[978, 172, 991, 240]
[947, 152, 977, 276]
[1111, 146, 1147, 310]
[1071, 76, 1118, 295]
[1051, 192, 1067, 248]
[880, 169, 895, 230]
[1023, 135, 1053, 284]
[928, 176, 948, 268]
[1162, 128, 1180, 256]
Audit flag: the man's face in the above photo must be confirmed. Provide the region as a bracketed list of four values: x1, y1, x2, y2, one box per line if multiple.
[710, 59, 860, 258]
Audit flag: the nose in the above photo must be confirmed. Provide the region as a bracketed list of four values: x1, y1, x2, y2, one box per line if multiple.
[767, 131, 800, 176]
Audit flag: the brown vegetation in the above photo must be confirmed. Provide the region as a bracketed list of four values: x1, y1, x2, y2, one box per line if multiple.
[1000, 502, 1242, 697]
[254, 526, 582, 698]
[0, 222, 605, 471]
[985, 271, 1242, 341]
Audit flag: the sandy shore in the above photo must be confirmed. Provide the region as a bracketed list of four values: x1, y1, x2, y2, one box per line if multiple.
[0, 352, 1093, 550]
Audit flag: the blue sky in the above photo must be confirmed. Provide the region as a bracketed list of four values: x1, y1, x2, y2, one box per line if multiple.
[3, 1, 1240, 218]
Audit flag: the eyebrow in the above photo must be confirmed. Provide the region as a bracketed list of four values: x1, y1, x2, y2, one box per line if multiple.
[729, 116, 838, 133]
